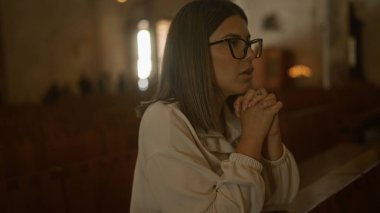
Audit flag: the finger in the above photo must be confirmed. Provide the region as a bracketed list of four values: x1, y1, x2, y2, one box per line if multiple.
[242, 89, 256, 111]
[267, 101, 283, 114]
[266, 93, 276, 100]
[234, 96, 244, 117]
[256, 88, 268, 96]
[262, 93, 277, 102]
[248, 89, 269, 107]
[253, 93, 278, 106]
[258, 99, 277, 108]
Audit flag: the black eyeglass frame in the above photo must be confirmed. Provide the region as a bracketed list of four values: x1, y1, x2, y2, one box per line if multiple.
[209, 38, 263, 59]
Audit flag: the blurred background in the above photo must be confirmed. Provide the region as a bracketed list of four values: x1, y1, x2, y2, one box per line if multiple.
[0, 0, 380, 212]
[0, 0, 379, 103]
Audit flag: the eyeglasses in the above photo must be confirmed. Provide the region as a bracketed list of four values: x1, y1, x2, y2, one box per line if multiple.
[209, 38, 263, 59]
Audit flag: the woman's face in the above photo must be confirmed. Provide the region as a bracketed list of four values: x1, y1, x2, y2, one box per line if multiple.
[209, 15, 255, 98]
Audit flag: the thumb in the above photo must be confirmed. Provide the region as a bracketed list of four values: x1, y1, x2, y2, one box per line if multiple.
[233, 96, 244, 118]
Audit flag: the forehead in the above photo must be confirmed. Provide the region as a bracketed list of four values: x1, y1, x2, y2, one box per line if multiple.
[210, 15, 250, 39]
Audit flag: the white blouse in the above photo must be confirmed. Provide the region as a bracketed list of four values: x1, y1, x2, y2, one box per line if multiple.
[130, 101, 299, 213]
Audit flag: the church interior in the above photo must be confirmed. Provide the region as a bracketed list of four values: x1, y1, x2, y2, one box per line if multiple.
[0, 0, 380, 212]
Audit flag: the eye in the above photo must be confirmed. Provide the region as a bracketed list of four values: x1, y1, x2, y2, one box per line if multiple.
[227, 38, 240, 46]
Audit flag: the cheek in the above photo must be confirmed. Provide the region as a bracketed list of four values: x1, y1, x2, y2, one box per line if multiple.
[214, 59, 233, 74]
[213, 58, 235, 84]
[211, 50, 250, 95]
[212, 58, 252, 96]
[212, 51, 236, 78]
[213, 60, 246, 96]
[212, 49, 231, 69]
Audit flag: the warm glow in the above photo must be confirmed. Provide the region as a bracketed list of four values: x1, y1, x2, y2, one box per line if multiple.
[137, 20, 152, 80]
[288, 65, 312, 78]
[116, 0, 127, 3]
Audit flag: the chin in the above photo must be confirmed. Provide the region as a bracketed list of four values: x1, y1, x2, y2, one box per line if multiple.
[238, 83, 252, 93]
[220, 81, 253, 96]
[226, 85, 251, 96]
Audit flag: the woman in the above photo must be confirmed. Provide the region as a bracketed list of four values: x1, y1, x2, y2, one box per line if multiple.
[130, 0, 299, 212]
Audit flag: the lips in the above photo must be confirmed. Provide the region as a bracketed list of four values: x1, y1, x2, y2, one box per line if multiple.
[240, 67, 253, 75]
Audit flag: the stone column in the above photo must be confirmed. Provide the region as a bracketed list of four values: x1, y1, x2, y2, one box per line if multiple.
[322, 0, 349, 89]
[0, 0, 6, 103]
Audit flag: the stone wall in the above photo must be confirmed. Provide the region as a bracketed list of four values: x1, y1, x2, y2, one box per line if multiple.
[1, 0, 101, 103]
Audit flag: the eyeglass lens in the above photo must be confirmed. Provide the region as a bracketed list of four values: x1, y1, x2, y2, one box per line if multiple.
[229, 39, 261, 59]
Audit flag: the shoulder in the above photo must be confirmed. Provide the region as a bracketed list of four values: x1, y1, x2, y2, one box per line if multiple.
[138, 101, 201, 156]
[140, 101, 194, 135]
[142, 101, 181, 122]
[145, 100, 177, 113]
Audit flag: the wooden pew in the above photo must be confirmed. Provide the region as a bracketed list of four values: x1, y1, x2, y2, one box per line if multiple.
[0, 87, 379, 212]
[0, 95, 140, 212]
[286, 143, 380, 212]
[276, 86, 380, 212]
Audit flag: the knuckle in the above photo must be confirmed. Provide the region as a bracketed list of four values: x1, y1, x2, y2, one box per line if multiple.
[268, 93, 276, 99]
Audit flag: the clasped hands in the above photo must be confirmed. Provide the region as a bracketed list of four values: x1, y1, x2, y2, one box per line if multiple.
[233, 88, 283, 160]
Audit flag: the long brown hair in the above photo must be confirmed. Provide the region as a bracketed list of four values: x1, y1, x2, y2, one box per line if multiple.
[138, 0, 247, 133]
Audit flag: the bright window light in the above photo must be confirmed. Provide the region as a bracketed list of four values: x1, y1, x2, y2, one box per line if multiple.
[137, 58, 152, 79]
[138, 78, 149, 91]
[137, 20, 152, 80]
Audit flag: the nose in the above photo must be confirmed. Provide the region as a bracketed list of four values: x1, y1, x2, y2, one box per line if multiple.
[245, 47, 255, 61]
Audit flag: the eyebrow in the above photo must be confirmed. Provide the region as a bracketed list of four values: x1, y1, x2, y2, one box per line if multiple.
[222, 33, 251, 40]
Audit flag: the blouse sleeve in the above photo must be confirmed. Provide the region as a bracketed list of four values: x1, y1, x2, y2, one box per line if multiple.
[144, 150, 267, 213]
[261, 145, 300, 212]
